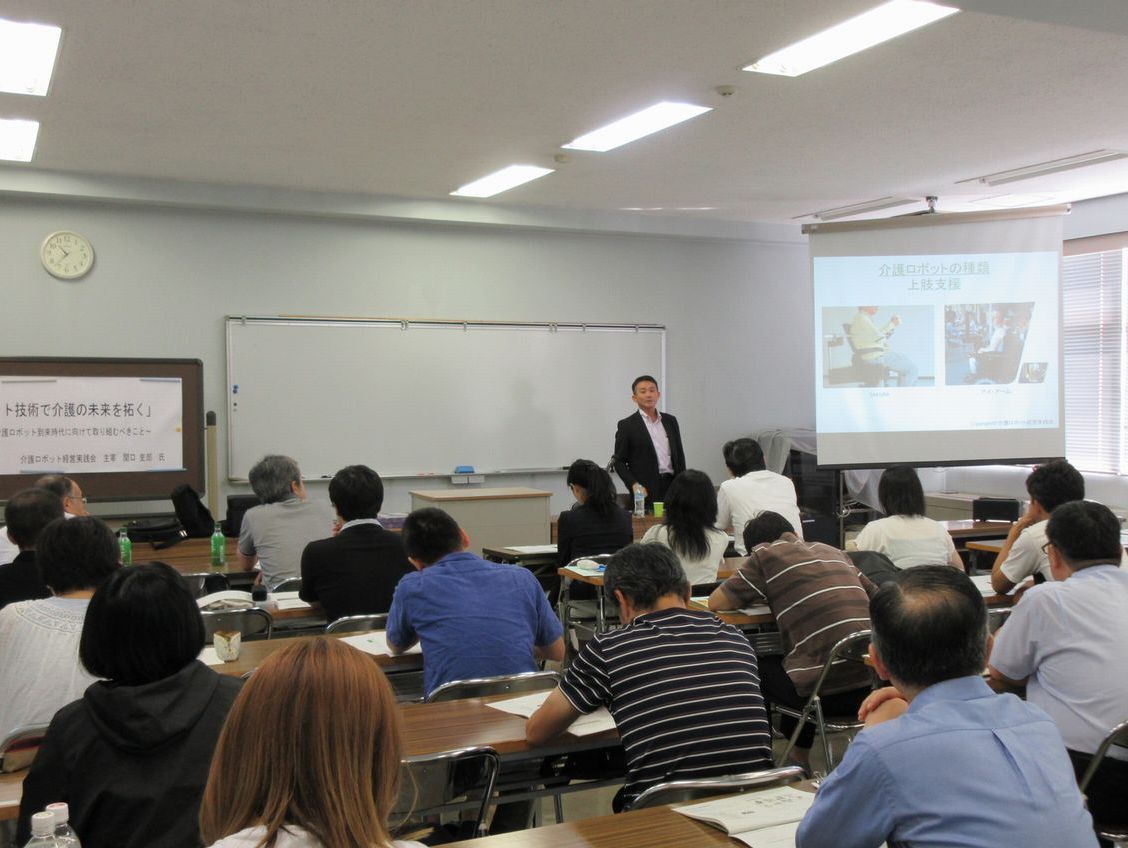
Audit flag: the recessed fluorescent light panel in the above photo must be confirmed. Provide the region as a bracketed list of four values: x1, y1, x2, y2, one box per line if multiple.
[563, 101, 712, 152]
[0, 118, 39, 161]
[797, 196, 918, 221]
[962, 150, 1128, 187]
[744, 0, 959, 78]
[0, 18, 62, 96]
[451, 165, 554, 198]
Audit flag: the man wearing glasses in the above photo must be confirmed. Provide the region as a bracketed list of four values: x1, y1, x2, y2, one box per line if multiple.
[0, 475, 89, 566]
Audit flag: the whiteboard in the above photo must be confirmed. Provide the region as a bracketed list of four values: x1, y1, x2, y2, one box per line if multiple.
[226, 317, 665, 479]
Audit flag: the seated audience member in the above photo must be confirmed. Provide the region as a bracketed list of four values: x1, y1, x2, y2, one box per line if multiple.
[990, 500, 1128, 840]
[0, 488, 64, 609]
[854, 466, 963, 569]
[237, 455, 335, 590]
[716, 438, 803, 553]
[556, 459, 632, 567]
[0, 474, 87, 566]
[709, 512, 876, 768]
[991, 459, 1085, 594]
[300, 465, 411, 622]
[796, 567, 1097, 848]
[641, 469, 729, 586]
[17, 563, 242, 848]
[527, 543, 772, 812]
[199, 638, 424, 848]
[0, 517, 120, 736]
[386, 508, 564, 698]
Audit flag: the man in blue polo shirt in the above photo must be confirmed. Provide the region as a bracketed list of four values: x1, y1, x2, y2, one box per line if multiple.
[796, 566, 1096, 848]
[386, 507, 564, 697]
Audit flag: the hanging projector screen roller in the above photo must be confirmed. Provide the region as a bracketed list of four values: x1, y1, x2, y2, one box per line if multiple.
[810, 207, 1066, 468]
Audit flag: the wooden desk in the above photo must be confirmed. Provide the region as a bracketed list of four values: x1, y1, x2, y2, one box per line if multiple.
[441, 795, 772, 848]
[941, 520, 1012, 541]
[130, 536, 249, 579]
[206, 631, 423, 678]
[966, 540, 1003, 555]
[411, 488, 551, 556]
[0, 686, 616, 824]
[686, 599, 774, 628]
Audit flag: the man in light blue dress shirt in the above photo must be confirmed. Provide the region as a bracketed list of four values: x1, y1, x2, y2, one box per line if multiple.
[796, 566, 1096, 848]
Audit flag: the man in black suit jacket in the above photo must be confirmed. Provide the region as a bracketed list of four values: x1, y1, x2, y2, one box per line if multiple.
[613, 375, 686, 506]
[0, 488, 64, 610]
[300, 464, 412, 623]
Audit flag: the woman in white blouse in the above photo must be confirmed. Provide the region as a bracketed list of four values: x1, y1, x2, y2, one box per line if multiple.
[642, 469, 730, 586]
[854, 466, 963, 570]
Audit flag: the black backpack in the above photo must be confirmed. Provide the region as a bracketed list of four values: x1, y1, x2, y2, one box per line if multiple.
[170, 484, 216, 538]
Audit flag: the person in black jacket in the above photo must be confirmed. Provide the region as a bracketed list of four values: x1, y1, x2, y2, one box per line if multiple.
[0, 488, 63, 610]
[17, 562, 242, 848]
[612, 375, 686, 506]
[300, 465, 412, 623]
[557, 460, 633, 567]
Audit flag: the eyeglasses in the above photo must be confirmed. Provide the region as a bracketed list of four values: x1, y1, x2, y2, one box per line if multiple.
[66, 493, 87, 504]
[1040, 541, 1053, 554]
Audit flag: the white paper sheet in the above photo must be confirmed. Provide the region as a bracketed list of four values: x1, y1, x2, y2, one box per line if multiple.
[508, 544, 558, 554]
[691, 597, 771, 617]
[969, 573, 1013, 596]
[485, 690, 617, 736]
[197, 647, 225, 666]
[273, 599, 313, 611]
[733, 820, 802, 848]
[675, 786, 813, 835]
[339, 630, 422, 656]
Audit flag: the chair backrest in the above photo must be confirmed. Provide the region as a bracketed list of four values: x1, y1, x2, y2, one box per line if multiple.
[0, 723, 50, 773]
[625, 765, 805, 811]
[393, 746, 501, 838]
[201, 607, 273, 641]
[805, 629, 873, 697]
[1078, 718, 1128, 793]
[427, 670, 562, 703]
[325, 613, 389, 634]
[272, 577, 302, 593]
[180, 572, 230, 599]
[842, 322, 859, 352]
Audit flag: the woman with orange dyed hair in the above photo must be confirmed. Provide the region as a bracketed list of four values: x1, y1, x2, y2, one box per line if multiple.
[199, 637, 424, 848]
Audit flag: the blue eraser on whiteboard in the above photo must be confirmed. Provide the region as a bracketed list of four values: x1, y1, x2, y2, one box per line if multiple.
[454, 465, 475, 474]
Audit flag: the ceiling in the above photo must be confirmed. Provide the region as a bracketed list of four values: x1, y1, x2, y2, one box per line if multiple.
[1, 0, 1128, 225]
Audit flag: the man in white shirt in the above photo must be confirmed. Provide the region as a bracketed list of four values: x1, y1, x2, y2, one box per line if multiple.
[716, 438, 803, 554]
[990, 499, 1128, 838]
[990, 459, 1084, 594]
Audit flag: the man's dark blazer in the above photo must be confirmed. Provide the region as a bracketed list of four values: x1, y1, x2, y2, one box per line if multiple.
[299, 522, 413, 623]
[0, 550, 50, 611]
[612, 410, 686, 497]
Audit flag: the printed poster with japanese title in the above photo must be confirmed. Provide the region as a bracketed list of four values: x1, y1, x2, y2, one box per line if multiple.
[0, 376, 184, 474]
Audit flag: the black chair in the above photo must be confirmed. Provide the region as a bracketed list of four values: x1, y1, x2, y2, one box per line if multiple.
[325, 613, 389, 634]
[1078, 718, 1128, 845]
[393, 746, 501, 839]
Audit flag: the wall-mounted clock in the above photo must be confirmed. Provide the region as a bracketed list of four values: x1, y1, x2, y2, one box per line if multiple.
[41, 231, 95, 280]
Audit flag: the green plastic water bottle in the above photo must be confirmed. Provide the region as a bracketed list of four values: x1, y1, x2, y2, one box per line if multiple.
[118, 528, 132, 566]
[210, 522, 226, 568]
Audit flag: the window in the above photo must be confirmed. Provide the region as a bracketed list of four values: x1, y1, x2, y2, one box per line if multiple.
[1061, 248, 1127, 474]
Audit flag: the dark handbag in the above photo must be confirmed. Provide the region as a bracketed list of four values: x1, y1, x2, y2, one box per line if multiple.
[124, 516, 183, 545]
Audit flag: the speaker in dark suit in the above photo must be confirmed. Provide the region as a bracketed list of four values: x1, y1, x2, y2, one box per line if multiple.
[611, 376, 686, 504]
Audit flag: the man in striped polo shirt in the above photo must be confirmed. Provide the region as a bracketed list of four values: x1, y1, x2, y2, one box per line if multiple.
[708, 511, 876, 770]
[526, 543, 772, 812]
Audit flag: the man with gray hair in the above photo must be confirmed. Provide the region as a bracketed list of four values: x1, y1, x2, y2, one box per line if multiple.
[237, 455, 335, 589]
[526, 542, 772, 812]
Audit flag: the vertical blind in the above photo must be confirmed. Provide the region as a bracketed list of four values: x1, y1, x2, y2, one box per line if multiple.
[1062, 249, 1126, 473]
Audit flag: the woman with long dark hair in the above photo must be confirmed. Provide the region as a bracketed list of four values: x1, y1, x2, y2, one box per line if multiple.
[557, 459, 632, 566]
[642, 469, 729, 584]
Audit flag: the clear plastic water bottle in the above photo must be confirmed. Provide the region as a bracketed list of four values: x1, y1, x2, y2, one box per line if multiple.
[46, 802, 81, 846]
[210, 522, 226, 568]
[24, 811, 59, 845]
[117, 529, 132, 566]
[632, 484, 645, 518]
